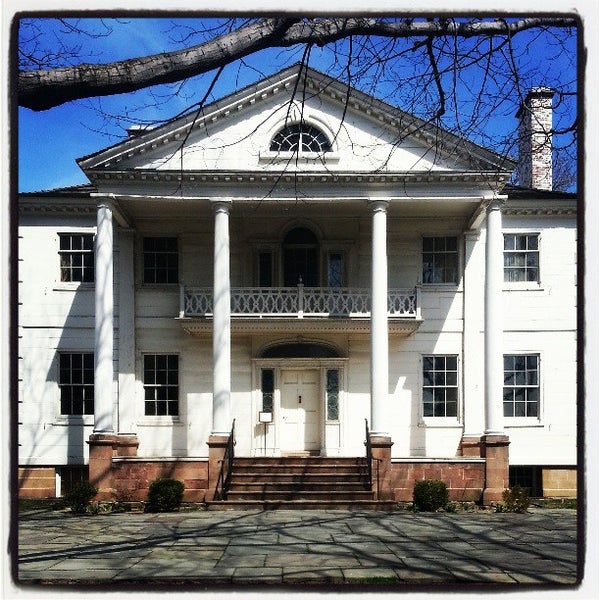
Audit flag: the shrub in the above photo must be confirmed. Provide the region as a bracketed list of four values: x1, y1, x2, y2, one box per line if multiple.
[147, 478, 184, 512]
[413, 479, 449, 512]
[64, 482, 98, 514]
[502, 485, 530, 513]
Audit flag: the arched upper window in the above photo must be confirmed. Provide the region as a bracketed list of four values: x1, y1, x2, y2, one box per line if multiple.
[270, 123, 332, 153]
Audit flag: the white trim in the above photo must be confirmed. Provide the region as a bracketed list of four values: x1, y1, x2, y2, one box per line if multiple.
[418, 353, 463, 426]
[502, 351, 544, 425]
[502, 230, 542, 288]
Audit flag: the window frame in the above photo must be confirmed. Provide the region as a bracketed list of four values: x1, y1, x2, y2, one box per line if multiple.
[421, 235, 460, 286]
[503, 353, 542, 423]
[57, 351, 95, 417]
[420, 354, 461, 424]
[269, 122, 333, 154]
[503, 232, 541, 287]
[142, 353, 180, 418]
[141, 236, 179, 286]
[58, 232, 95, 285]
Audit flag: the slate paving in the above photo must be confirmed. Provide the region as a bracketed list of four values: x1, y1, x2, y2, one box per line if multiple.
[15, 507, 580, 589]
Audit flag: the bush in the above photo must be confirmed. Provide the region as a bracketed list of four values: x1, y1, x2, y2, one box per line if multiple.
[147, 478, 184, 512]
[502, 485, 530, 513]
[413, 479, 449, 512]
[64, 482, 98, 514]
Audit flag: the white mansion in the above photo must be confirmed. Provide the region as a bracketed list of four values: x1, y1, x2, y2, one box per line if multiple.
[18, 65, 577, 505]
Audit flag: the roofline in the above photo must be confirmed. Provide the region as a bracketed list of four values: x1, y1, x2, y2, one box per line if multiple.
[77, 64, 515, 174]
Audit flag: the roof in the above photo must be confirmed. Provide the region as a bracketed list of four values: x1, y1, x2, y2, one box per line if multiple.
[503, 183, 577, 200]
[76, 63, 516, 176]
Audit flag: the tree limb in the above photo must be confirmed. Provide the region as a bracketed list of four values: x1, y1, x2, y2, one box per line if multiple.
[18, 16, 576, 111]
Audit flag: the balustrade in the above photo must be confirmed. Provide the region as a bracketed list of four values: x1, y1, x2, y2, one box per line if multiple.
[181, 284, 420, 319]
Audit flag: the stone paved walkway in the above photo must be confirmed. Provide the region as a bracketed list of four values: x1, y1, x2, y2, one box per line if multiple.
[16, 508, 580, 589]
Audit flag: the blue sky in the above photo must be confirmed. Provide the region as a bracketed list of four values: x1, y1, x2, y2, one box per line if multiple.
[17, 17, 578, 192]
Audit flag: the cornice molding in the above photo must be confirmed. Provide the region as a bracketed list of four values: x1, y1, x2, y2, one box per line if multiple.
[504, 207, 577, 216]
[18, 199, 95, 215]
[177, 316, 422, 336]
[86, 169, 511, 188]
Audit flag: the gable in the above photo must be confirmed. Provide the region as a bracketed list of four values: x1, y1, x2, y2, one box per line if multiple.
[77, 65, 514, 179]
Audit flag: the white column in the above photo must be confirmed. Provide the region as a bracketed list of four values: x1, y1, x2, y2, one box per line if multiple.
[117, 229, 136, 434]
[94, 202, 114, 434]
[484, 198, 505, 435]
[369, 200, 389, 436]
[212, 201, 232, 436]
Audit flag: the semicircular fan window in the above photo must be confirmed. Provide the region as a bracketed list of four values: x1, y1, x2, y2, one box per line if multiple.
[270, 123, 332, 153]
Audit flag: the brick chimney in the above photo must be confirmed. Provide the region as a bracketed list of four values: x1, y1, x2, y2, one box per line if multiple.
[516, 88, 554, 191]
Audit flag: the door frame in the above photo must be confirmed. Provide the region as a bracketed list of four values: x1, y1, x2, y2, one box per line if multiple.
[252, 358, 347, 456]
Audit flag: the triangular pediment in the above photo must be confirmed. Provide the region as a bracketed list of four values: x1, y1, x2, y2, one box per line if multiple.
[77, 65, 514, 180]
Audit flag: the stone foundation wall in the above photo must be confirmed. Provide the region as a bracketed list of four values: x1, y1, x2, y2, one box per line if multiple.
[542, 467, 577, 498]
[391, 461, 486, 503]
[111, 460, 209, 502]
[18, 467, 56, 498]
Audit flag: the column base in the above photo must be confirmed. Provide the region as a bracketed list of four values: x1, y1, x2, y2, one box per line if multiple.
[207, 435, 230, 502]
[87, 433, 117, 500]
[482, 434, 510, 506]
[458, 435, 484, 458]
[369, 435, 393, 501]
[114, 434, 139, 457]
[87, 434, 140, 500]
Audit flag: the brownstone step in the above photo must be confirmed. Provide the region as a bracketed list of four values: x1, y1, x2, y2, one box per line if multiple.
[206, 499, 398, 511]
[228, 490, 375, 501]
[230, 472, 367, 483]
[229, 475, 365, 491]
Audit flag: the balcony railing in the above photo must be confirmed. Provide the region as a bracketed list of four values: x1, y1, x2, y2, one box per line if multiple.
[180, 284, 421, 319]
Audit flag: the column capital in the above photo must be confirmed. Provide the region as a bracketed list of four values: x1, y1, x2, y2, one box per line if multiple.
[211, 200, 232, 214]
[484, 196, 506, 213]
[368, 199, 389, 212]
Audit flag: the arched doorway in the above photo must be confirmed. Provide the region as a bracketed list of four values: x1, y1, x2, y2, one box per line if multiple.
[283, 227, 319, 286]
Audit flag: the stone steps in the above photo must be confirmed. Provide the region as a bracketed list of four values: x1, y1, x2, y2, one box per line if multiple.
[209, 456, 398, 510]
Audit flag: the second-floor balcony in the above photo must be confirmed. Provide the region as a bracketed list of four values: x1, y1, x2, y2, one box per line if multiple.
[177, 284, 422, 336]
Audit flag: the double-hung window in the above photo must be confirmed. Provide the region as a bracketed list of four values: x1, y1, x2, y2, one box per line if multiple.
[59, 233, 94, 283]
[503, 354, 540, 418]
[58, 352, 94, 415]
[504, 234, 539, 283]
[422, 237, 458, 284]
[422, 356, 458, 417]
[143, 354, 179, 416]
[143, 237, 178, 284]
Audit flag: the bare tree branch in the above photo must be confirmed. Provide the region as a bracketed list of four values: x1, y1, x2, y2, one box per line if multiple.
[18, 16, 576, 111]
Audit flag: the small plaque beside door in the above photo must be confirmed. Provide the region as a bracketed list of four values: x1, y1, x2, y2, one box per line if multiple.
[259, 411, 273, 423]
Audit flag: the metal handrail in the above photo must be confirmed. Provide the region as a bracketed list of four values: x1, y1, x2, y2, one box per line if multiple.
[214, 420, 235, 501]
[364, 419, 373, 490]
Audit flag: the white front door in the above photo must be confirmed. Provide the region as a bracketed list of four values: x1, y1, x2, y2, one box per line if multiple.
[280, 369, 320, 453]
